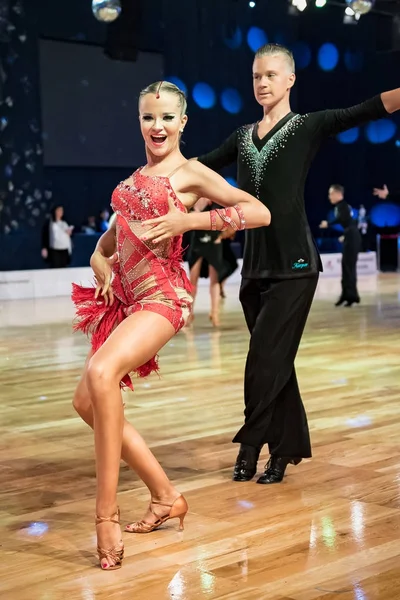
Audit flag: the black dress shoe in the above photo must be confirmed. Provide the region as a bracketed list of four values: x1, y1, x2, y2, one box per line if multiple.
[335, 298, 346, 306]
[344, 298, 360, 307]
[256, 455, 302, 484]
[232, 444, 262, 482]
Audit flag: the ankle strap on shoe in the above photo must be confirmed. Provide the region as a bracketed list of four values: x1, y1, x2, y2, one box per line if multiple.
[95, 508, 120, 525]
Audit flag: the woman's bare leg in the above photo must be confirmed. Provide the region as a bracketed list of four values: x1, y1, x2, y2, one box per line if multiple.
[209, 265, 220, 327]
[186, 258, 202, 325]
[84, 311, 178, 567]
[73, 375, 178, 500]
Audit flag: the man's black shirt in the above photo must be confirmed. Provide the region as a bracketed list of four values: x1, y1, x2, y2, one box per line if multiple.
[198, 95, 388, 279]
[329, 200, 358, 233]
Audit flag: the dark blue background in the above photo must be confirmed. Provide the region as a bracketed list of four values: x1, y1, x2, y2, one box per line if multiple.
[1, 0, 399, 270]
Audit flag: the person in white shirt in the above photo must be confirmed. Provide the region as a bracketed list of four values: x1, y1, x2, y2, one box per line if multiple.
[46, 205, 74, 268]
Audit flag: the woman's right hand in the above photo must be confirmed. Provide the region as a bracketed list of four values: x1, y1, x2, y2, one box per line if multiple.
[90, 251, 118, 306]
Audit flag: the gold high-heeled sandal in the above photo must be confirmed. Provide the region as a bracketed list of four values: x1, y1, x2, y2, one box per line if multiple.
[95, 508, 124, 570]
[125, 494, 188, 534]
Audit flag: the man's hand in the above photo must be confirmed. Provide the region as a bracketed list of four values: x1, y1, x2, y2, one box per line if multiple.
[373, 184, 389, 200]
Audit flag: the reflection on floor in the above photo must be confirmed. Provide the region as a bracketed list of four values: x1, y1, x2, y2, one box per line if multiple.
[1, 273, 399, 599]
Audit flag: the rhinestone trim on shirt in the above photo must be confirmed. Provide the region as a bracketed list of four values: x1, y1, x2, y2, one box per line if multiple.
[238, 115, 306, 197]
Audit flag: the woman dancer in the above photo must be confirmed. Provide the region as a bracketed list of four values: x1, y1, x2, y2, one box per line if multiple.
[186, 198, 229, 327]
[71, 81, 271, 570]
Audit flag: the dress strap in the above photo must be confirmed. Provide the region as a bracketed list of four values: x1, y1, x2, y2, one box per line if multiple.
[167, 162, 187, 179]
[131, 166, 143, 178]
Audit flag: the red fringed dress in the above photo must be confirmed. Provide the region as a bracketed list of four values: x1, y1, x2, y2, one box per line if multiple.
[72, 168, 193, 389]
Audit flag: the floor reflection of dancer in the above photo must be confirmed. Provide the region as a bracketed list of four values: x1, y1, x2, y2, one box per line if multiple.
[71, 81, 271, 570]
[320, 184, 361, 307]
[196, 43, 400, 485]
[187, 198, 237, 326]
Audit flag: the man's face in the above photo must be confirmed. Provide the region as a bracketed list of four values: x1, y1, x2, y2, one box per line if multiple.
[328, 187, 343, 204]
[252, 54, 295, 108]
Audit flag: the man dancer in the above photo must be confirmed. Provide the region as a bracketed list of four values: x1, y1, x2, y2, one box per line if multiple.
[197, 43, 400, 484]
[320, 184, 362, 307]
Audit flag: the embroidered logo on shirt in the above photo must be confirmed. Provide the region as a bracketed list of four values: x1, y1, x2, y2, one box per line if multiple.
[292, 258, 309, 270]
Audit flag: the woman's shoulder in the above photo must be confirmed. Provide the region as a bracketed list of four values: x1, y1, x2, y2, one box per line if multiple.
[179, 159, 206, 177]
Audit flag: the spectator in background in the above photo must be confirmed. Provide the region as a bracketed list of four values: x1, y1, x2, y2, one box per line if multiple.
[42, 205, 74, 268]
[357, 204, 369, 252]
[98, 209, 110, 233]
[82, 215, 97, 235]
[373, 184, 400, 203]
[320, 184, 361, 307]
[82, 216, 97, 235]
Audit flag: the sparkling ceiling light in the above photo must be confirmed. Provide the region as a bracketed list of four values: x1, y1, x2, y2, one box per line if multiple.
[345, 0, 375, 16]
[92, 0, 122, 23]
[292, 0, 308, 12]
[344, 5, 361, 23]
[315, 0, 327, 7]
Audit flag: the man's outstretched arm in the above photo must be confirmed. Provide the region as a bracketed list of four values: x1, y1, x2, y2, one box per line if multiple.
[381, 88, 400, 114]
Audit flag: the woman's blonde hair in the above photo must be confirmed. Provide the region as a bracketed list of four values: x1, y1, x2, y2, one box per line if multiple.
[139, 81, 187, 116]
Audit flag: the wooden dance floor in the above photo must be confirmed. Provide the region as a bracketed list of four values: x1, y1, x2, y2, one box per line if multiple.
[1, 273, 400, 600]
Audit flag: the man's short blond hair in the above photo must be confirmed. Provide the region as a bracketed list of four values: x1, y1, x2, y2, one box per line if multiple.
[254, 43, 295, 73]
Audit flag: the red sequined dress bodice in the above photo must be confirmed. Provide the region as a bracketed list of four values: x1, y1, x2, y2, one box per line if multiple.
[72, 168, 193, 389]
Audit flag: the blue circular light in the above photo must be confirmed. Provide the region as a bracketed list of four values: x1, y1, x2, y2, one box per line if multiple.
[192, 83, 216, 109]
[337, 127, 360, 144]
[223, 25, 242, 50]
[247, 27, 268, 53]
[4, 165, 13, 178]
[225, 177, 238, 188]
[220, 88, 243, 114]
[166, 76, 187, 95]
[317, 43, 339, 71]
[370, 203, 400, 227]
[365, 119, 397, 144]
[274, 32, 288, 46]
[344, 50, 363, 72]
[291, 41, 312, 70]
